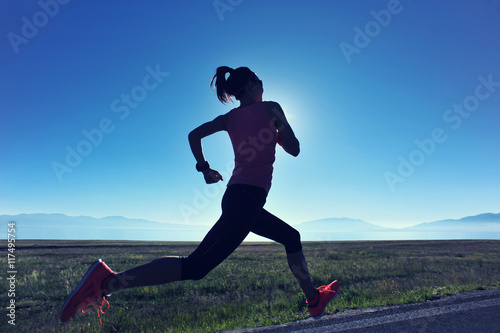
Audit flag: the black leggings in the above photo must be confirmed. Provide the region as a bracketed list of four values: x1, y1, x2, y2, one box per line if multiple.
[181, 184, 302, 280]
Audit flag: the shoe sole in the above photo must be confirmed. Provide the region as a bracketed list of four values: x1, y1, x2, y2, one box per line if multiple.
[59, 259, 103, 322]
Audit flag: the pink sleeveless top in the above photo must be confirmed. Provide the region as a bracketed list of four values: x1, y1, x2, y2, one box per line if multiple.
[226, 101, 278, 193]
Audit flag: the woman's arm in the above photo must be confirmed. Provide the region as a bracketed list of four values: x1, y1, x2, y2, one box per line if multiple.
[265, 102, 300, 157]
[188, 114, 228, 183]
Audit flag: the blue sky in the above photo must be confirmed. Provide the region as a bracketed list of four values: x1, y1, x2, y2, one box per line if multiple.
[1, 0, 499, 230]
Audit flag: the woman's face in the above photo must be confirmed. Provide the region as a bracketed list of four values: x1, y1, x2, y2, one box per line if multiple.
[249, 76, 264, 97]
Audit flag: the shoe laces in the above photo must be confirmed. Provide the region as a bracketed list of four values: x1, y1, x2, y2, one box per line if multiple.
[82, 297, 110, 325]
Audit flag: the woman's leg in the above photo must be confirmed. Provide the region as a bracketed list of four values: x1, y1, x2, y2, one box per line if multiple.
[286, 249, 317, 302]
[181, 185, 266, 280]
[106, 185, 266, 292]
[105, 256, 182, 293]
[251, 209, 317, 301]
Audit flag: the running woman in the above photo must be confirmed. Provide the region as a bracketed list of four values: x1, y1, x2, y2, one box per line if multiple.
[60, 66, 339, 324]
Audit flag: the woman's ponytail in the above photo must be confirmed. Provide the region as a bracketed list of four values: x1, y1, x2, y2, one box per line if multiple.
[210, 66, 234, 104]
[210, 66, 255, 104]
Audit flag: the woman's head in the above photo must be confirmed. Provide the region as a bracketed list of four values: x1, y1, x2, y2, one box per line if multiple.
[210, 66, 263, 104]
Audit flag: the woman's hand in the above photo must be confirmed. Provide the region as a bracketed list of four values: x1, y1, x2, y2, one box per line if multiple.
[202, 169, 223, 184]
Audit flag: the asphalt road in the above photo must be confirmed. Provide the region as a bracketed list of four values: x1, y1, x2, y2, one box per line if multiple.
[224, 289, 500, 333]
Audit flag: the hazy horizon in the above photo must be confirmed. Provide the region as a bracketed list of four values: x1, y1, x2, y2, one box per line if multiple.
[3, 211, 500, 228]
[3, 212, 499, 242]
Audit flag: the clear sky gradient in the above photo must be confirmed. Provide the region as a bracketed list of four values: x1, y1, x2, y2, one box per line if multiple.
[1, 0, 499, 229]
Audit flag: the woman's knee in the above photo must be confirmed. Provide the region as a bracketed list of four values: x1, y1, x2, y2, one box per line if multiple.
[285, 227, 303, 254]
[184, 269, 209, 281]
[180, 257, 211, 281]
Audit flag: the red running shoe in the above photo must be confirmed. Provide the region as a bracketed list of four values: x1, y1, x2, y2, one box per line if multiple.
[307, 280, 339, 319]
[59, 259, 116, 324]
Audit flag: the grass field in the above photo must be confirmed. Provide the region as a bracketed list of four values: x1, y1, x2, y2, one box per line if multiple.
[1, 239, 500, 332]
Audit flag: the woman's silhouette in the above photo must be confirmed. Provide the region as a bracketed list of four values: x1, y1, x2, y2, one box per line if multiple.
[60, 66, 339, 324]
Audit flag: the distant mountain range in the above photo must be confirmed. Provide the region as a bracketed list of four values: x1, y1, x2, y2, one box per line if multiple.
[404, 213, 500, 231]
[294, 213, 500, 241]
[1, 213, 499, 241]
[0, 213, 210, 241]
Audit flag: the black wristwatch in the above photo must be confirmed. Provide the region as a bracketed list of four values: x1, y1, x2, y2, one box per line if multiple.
[196, 161, 210, 172]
